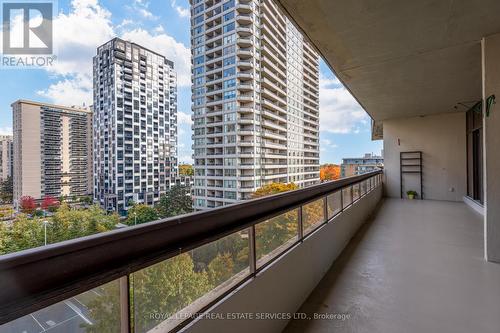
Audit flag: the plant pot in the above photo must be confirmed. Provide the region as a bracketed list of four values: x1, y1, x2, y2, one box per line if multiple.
[408, 194, 415, 200]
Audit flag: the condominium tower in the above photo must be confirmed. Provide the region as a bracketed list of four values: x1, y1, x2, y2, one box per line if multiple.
[0, 135, 13, 181]
[11, 100, 93, 208]
[191, 0, 320, 209]
[93, 38, 178, 214]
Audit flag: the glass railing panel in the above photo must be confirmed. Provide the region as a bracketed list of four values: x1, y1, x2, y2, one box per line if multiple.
[256, 208, 299, 268]
[358, 180, 365, 196]
[342, 186, 352, 209]
[326, 190, 342, 219]
[352, 183, 360, 201]
[0, 279, 122, 333]
[132, 230, 250, 333]
[302, 198, 325, 235]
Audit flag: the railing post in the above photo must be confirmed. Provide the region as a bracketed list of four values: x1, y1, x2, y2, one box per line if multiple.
[340, 188, 344, 212]
[298, 206, 304, 240]
[323, 196, 328, 222]
[119, 275, 131, 333]
[351, 185, 354, 204]
[249, 226, 256, 275]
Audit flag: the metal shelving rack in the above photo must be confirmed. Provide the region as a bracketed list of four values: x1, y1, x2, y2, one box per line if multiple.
[400, 151, 423, 199]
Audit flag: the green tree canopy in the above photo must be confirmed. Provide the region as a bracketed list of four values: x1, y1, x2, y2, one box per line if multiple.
[156, 185, 193, 218]
[0, 204, 119, 255]
[126, 204, 159, 226]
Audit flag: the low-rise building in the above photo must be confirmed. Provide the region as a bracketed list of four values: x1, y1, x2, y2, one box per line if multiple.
[341, 153, 383, 178]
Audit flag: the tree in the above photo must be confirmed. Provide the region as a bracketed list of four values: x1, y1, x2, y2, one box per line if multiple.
[0, 214, 44, 254]
[252, 182, 298, 198]
[179, 164, 194, 176]
[252, 183, 300, 262]
[320, 164, 341, 181]
[83, 281, 121, 333]
[126, 204, 159, 226]
[0, 203, 120, 255]
[156, 185, 193, 218]
[19, 196, 37, 214]
[132, 254, 211, 332]
[79, 195, 93, 206]
[0, 176, 13, 203]
[41, 195, 59, 212]
[207, 252, 235, 286]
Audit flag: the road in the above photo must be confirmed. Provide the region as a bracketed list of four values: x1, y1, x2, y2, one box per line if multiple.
[0, 290, 99, 333]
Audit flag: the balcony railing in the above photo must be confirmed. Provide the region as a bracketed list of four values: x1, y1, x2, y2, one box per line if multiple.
[0, 170, 382, 332]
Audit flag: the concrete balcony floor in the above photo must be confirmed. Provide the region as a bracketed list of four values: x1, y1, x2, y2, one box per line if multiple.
[283, 198, 500, 333]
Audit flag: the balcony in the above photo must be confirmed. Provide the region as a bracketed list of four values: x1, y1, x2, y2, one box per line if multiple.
[0, 172, 383, 332]
[284, 199, 500, 333]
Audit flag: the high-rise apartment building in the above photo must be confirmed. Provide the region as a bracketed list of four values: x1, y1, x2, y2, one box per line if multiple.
[11, 100, 93, 208]
[93, 38, 178, 214]
[191, 0, 320, 209]
[0, 135, 13, 181]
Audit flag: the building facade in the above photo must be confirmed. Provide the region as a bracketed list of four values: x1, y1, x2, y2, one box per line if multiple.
[0, 135, 13, 181]
[341, 153, 384, 178]
[191, 0, 320, 209]
[11, 100, 93, 208]
[93, 38, 178, 214]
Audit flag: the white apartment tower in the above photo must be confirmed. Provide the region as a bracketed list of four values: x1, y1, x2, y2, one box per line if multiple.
[93, 38, 178, 215]
[191, 0, 320, 209]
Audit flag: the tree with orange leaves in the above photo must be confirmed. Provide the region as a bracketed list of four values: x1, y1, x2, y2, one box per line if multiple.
[320, 164, 341, 181]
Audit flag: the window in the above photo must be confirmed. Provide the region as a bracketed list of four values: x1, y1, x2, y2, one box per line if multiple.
[194, 66, 204, 76]
[223, 78, 236, 89]
[223, 11, 234, 21]
[223, 67, 235, 77]
[224, 112, 236, 121]
[223, 45, 235, 55]
[193, 15, 203, 25]
[193, 4, 204, 15]
[223, 56, 235, 66]
[223, 0, 235, 11]
[466, 107, 484, 204]
[223, 90, 236, 100]
[194, 55, 204, 65]
[223, 22, 235, 33]
[223, 33, 236, 45]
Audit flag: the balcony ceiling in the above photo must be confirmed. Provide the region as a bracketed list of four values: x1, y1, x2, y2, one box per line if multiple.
[277, 0, 500, 120]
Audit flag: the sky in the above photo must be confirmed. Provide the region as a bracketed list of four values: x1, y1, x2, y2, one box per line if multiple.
[0, 0, 382, 164]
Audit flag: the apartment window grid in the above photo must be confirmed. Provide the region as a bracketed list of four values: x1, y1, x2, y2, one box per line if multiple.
[93, 38, 178, 215]
[192, 0, 320, 210]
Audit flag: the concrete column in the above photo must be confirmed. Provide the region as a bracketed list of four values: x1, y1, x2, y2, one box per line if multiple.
[481, 35, 500, 263]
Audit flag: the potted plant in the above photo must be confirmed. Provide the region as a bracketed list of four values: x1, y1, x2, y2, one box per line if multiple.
[407, 190, 418, 200]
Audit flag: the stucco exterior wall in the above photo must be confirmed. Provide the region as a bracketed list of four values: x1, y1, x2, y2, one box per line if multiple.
[383, 113, 466, 201]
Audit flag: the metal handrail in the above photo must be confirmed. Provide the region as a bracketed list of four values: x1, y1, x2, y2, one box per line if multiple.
[0, 170, 382, 324]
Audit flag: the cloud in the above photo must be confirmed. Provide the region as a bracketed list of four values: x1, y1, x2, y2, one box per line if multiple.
[39, 0, 191, 108]
[0, 127, 13, 136]
[37, 74, 93, 106]
[319, 75, 370, 134]
[138, 8, 158, 20]
[178, 154, 193, 164]
[130, 0, 158, 20]
[171, 0, 190, 18]
[177, 112, 193, 125]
